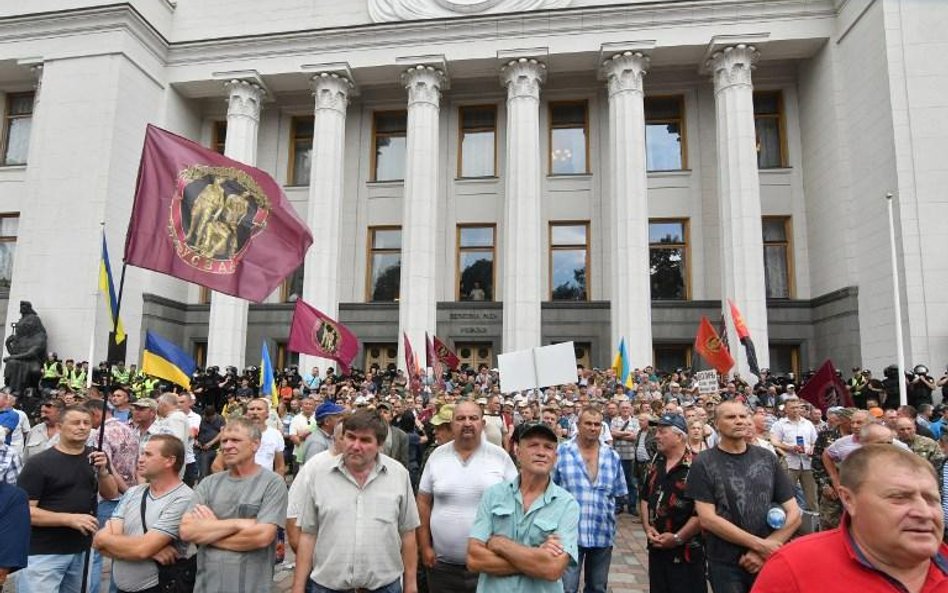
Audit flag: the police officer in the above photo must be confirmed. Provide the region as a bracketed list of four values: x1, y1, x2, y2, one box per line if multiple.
[40, 353, 63, 393]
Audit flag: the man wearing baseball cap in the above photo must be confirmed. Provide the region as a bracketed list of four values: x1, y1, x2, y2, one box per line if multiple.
[468, 422, 579, 593]
[300, 401, 346, 464]
[640, 413, 705, 593]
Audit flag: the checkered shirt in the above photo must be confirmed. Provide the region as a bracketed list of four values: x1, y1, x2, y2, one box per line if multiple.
[553, 438, 628, 548]
[0, 442, 22, 485]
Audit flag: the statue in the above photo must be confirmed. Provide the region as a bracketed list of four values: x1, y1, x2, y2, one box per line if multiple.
[4, 301, 47, 397]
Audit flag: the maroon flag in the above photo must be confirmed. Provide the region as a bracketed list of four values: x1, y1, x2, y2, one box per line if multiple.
[124, 125, 313, 303]
[799, 359, 854, 412]
[432, 335, 460, 371]
[403, 332, 417, 378]
[287, 299, 359, 375]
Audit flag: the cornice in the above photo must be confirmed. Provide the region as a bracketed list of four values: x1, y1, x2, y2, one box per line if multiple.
[0, 3, 168, 64]
[165, 0, 836, 66]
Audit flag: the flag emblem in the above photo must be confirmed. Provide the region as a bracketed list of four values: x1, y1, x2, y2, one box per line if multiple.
[313, 319, 341, 355]
[170, 165, 270, 273]
[703, 334, 724, 353]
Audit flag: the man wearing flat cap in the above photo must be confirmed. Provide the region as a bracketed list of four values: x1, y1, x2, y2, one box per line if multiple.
[640, 413, 705, 593]
[468, 422, 579, 593]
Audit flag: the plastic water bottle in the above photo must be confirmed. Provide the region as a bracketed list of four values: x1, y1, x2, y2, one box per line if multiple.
[766, 507, 787, 530]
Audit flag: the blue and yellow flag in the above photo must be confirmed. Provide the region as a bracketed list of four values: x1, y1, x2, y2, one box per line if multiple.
[98, 232, 125, 344]
[142, 330, 196, 389]
[260, 342, 278, 407]
[611, 338, 633, 388]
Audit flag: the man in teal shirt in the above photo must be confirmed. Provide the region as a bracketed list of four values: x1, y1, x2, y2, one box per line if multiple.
[468, 422, 580, 593]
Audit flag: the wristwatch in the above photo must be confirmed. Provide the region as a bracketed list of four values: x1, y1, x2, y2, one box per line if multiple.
[672, 533, 683, 545]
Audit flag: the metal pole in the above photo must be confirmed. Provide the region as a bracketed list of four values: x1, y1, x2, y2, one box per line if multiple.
[886, 193, 908, 407]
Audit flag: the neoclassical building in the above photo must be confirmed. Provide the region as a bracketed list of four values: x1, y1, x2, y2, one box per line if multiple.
[0, 0, 945, 377]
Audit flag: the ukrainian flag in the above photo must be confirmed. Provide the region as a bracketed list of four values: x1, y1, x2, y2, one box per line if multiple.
[611, 338, 633, 388]
[98, 233, 125, 344]
[260, 342, 278, 407]
[142, 331, 196, 389]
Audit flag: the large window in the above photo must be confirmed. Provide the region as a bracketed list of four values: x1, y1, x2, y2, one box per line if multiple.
[289, 116, 314, 186]
[549, 223, 588, 301]
[211, 121, 227, 155]
[2, 93, 34, 165]
[754, 91, 787, 169]
[645, 96, 686, 171]
[372, 111, 407, 181]
[549, 101, 588, 175]
[193, 340, 207, 368]
[282, 265, 304, 303]
[458, 106, 496, 178]
[763, 216, 793, 299]
[275, 341, 300, 371]
[649, 219, 688, 300]
[367, 227, 401, 302]
[457, 225, 495, 301]
[0, 214, 18, 294]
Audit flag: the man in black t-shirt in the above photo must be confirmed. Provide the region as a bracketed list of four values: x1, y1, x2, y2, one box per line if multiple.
[16, 405, 118, 593]
[685, 400, 800, 593]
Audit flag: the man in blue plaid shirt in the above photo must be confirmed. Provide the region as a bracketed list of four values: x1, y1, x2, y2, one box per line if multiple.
[552, 406, 627, 593]
[0, 437, 22, 485]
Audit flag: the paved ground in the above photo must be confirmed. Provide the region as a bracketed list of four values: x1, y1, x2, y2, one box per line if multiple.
[4, 513, 652, 593]
[270, 512, 652, 593]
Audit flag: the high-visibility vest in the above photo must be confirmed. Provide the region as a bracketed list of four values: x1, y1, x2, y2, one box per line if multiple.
[112, 367, 131, 385]
[68, 369, 87, 390]
[59, 367, 76, 386]
[42, 361, 61, 380]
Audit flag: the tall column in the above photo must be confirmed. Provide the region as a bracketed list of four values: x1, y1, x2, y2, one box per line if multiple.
[708, 44, 770, 374]
[206, 80, 265, 370]
[603, 51, 652, 367]
[397, 65, 444, 370]
[501, 58, 546, 353]
[300, 72, 352, 373]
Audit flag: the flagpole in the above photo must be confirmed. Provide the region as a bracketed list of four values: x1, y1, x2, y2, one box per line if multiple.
[886, 192, 908, 407]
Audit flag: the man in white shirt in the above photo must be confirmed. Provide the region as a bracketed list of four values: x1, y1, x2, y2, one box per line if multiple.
[247, 398, 286, 475]
[178, 392, 202, 486]
[150, 393, 193, 479]
[289, 397, 316, 464]
[770, 396, 819, 511]
[417, 400, 517, 593]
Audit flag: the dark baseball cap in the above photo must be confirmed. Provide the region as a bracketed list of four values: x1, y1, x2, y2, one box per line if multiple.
[649, 413, 688, 434]
[513, 422, 558, 443]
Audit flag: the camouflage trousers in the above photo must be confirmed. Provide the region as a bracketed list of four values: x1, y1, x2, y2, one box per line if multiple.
[820, 496, 843, 530]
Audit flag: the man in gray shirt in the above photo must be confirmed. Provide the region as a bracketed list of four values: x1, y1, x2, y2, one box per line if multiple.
[181, 417, 288, 593]
[93, 434, 194, 593]
[291, 409, 420, 593]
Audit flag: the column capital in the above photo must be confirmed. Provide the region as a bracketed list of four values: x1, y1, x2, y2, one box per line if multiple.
[602, 51, 649, 97]
[224, 79, 265, 121]
[311, 72, 353, 114]
[707, 44, 759, 93]
[402, 65, 444, 108]
[501, 58, 546, 100]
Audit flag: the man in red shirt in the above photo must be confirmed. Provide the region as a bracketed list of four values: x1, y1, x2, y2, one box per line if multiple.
[752, 443, 948, 593]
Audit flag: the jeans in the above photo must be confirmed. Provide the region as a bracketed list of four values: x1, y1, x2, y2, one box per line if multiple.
[196, 448, 217, 480]
[19, 552, 88, 593]
[310, 579, 402, 593]
[619, 459, 637, 512]
[562, 546, 612, 593]
[427, 560, 478, 593]
[707, 561, 757, 593]
[91, 498, 121, 593]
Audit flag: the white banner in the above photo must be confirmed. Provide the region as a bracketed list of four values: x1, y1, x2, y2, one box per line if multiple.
[695, 370, 719, 395]
[498, 341, 579, 392]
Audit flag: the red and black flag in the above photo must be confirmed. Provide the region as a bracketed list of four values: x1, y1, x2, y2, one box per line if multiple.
[432, 335, 460, 371]
[287, 299, 359, 375]
[125, 125, 313, 302]
[799, 359, 854, 411]
[728, 299, 761, 378]
[695, 315, 735, 376]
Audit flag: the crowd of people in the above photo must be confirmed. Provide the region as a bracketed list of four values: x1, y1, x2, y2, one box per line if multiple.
[1, 356, 948, 593]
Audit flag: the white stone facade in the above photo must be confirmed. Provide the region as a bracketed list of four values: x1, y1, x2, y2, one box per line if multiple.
[0, 0, 945, 376]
